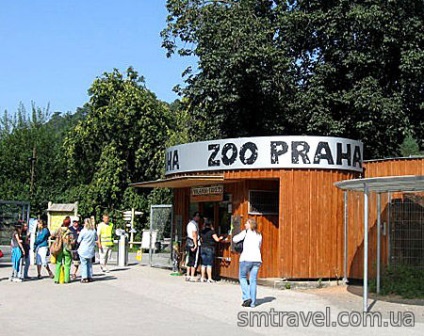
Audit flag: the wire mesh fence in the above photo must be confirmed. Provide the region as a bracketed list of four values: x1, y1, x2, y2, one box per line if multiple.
[0, 201, 30, 245]
[147, 204, 173, 268]
[390, 192, 424, 269]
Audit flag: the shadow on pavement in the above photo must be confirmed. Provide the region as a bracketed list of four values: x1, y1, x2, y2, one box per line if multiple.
[108, 267, 130, 272]
[88, 275, 116, 282]
[255, 296, 276, 306]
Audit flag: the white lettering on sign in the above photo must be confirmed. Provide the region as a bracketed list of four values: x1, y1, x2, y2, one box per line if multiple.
[165, 136, 363, 175]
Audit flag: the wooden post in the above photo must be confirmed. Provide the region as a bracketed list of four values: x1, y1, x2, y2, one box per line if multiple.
[29, 146, 36, 196]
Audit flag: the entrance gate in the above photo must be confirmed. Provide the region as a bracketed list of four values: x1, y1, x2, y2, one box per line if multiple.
[0, 200, 30, 244]
[148, 204, 173, 268]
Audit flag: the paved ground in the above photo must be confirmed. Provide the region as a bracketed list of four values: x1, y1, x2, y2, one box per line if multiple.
[0, 249, 423, 336]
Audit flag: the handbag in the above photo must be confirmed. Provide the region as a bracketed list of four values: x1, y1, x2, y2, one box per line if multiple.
[233, 230, 247, 254]
[186, 237, 195, 249]
[50, 230, 63, 257]
[0, 249, 3, 258]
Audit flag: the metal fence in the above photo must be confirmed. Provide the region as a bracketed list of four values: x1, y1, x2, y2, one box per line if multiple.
[147, 204, 173, 268]
[390, 192, 424, 269]
[0, 200, 30, 245]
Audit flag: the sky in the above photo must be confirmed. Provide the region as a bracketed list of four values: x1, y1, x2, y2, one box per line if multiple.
[0, 0, 196, 114]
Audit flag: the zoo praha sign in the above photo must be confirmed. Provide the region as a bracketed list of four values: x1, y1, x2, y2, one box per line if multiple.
[165, 136, 363, 175]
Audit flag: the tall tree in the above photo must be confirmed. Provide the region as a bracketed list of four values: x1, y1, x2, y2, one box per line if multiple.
[0, 103, 75, 215]
[64, 67, 171, 217]
[162, 0, 294, 141]
[162, 0, 424, 158]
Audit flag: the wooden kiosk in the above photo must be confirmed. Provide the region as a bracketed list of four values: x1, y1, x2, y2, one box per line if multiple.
[133, 135, 367, 280]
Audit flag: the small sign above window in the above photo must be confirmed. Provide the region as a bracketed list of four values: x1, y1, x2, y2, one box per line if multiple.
[191, 185, 224, 203]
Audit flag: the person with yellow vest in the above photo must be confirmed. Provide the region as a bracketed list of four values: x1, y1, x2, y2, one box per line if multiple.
[97, 214, 114, 273]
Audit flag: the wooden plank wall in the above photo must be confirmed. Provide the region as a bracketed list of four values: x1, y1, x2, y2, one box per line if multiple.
[173, 176, 280, 279]
[347, 157, 424, 279]
[171, 157, 422, 280]
[278, 169, 357, 279]
[226, 169, 358, 279]
[219, 173, 280, 279]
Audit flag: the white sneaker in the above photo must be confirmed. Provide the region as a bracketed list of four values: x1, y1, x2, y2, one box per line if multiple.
[13, 277, 23, 283]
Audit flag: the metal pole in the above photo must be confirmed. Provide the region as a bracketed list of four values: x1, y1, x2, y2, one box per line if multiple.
[387, 192, 392, 266]
[363, 184, 369, 312]
[376, 193, 381, 294]
[170, 205, 174, 267]
[130, 208, 135, 249]
[343, 191, 348, 284]
[26, 203, 30, 224]
[149, 205, 154, 267]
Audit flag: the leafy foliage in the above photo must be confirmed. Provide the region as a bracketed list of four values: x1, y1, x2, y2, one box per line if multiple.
[399, 131, 422, 157]
[63, 67, 171, 220]
[0, 103, 80, 215]
[371, 264, 424, 299]
[162, 0, 424, 158]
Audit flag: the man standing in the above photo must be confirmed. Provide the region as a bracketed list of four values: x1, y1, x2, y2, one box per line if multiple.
[186, 212, 200, 282]
[97, 214, 114, 273]
[69, 219, 82, 280]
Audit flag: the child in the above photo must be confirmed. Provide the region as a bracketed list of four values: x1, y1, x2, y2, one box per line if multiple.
[10, 222, 25, 282]
[172, 242, 181, 273]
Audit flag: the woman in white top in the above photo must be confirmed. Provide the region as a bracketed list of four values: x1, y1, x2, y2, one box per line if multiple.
[232, 218, 262, 308]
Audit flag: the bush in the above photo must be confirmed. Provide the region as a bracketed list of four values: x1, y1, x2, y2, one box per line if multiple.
[372, 265, 424, 299]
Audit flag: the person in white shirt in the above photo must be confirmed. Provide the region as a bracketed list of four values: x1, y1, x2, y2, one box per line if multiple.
[232, 218, 262, 308]
[185, 212, 200, 282]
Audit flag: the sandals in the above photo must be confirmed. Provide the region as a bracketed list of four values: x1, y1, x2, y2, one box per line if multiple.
[70, 274, 77, 280]
[81, 279, 89, 283]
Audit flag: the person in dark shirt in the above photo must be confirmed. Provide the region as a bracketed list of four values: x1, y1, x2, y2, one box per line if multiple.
[20, 221, 31, 279]
[200, 218, 224, 283]
[69, 219, 83, 280]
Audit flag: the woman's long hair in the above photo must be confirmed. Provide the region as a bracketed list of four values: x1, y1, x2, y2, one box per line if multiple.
[84, 217, 95, 231]
[247, 218, 260, 233]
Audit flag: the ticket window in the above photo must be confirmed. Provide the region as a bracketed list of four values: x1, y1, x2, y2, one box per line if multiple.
[193, 194, 232, 235]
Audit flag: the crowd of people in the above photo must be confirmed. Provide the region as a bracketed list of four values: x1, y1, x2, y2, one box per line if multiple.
[184, 212, 262, 308]
[7, 213, 114, 284]
[5, 210, 263, 307]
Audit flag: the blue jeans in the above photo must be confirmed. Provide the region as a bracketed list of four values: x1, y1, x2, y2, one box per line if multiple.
[200, 247, 215, 267]
[239, 261, 261, 307]
[79, 256, 93, 280]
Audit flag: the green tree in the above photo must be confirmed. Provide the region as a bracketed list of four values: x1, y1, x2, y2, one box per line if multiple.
[162, 0, 424, 158]
[165, 99, 191, 147]
[0, 103, 77, 215]
[63, 67, 171, 218]
[162, 0, 293, 141]
[399, 131, 422, 157]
